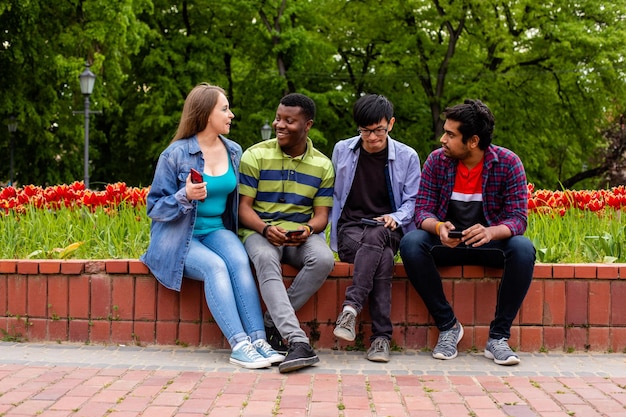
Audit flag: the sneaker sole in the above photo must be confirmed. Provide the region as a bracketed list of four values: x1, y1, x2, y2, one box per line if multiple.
[366, 354, 390, 363]
[229, 358, 271, 369]
[432, 324, 464, 360]
[333, 327, 356, 342]
[266, 354, 286, 365]
[484, 350, 521, 366]
[278, 355, 320, 373]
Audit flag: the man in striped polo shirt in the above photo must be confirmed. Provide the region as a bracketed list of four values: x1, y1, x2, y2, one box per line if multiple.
[399, 99, 536, 366]
[239, 93, 335, 373]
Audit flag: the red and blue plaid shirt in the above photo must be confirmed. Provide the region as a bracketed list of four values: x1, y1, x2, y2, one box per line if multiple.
[414, 145, 528, 236]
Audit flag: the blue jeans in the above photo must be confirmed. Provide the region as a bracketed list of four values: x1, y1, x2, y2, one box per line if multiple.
[184, 229, 265, 348]
[338, 223, 402, 342]
[244, 233, 334, 345]
[399, 229, 535, 339]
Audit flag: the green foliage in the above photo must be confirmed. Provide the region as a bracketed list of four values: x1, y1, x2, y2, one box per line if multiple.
[0, 201, 623, 263]
[0, 205, 150, 259]
[527, 210, 625, 263]
[0, 0, 625, 189]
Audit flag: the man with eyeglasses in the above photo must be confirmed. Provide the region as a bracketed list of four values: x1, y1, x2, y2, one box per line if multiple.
[330, 94, 421, 362]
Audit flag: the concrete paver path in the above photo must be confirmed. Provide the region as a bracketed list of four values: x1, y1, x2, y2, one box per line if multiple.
[0, 342, 625, 416]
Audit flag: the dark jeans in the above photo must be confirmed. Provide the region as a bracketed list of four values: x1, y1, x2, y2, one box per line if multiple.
[338, 223, 402, 342]
[399, 229, 535, 339]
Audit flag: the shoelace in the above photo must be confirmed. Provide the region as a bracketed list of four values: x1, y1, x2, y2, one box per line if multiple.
[255, 340, 274, 355]
[438, 328, 458, 345]
[372, 338, 387, 352]
[242, 341, 261, 358]
[337, 312, 355, 327]
[491, 338, 510, 351]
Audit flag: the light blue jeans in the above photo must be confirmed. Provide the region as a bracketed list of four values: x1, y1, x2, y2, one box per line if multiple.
[184, 229, 265, 348]
[244, 233, 334, 345]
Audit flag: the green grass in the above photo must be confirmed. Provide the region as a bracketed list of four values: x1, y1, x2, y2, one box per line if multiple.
[0, 202, 624, 262]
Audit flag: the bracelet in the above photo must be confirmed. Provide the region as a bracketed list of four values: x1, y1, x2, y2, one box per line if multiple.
[435, 221, 444, 236]
[262, 224, 271, 237]
[305, 224, 314, 234]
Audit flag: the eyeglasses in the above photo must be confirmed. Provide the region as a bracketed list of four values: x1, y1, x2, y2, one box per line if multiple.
[358, 126, 388, 137]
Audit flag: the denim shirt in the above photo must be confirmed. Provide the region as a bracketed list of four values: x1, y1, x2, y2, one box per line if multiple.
[329, 135, 421, 251]
[140, 135, 242, 291]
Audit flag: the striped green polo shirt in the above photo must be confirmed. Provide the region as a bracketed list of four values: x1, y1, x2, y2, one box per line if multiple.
[238, 138, 334, 242]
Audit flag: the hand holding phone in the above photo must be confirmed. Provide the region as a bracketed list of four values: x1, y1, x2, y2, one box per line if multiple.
[361, 218, 385, 226]
[448, 230, 464, 239]
[189, 168, 205, 202]
[285, 230, 305, 238]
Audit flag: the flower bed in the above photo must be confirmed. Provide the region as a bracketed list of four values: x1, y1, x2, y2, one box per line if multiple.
[0, 182, 624, 263]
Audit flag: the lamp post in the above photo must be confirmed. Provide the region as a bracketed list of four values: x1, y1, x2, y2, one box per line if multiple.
[73, 62, 101, 189]
[260, 120, 272, 140]
[7, 116, 17, 186]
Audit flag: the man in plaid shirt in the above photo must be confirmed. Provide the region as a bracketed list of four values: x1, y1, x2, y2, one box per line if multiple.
[399, 99, 536, 366]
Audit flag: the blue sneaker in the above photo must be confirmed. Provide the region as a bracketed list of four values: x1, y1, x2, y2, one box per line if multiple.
[230, 340, 271, 369]
[253, 339, 285, 365]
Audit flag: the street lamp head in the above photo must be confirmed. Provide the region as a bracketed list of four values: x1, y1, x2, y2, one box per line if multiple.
[7, 116, 17, 133]
[78, 62, 97, 96]
[260, 120, 272, 140]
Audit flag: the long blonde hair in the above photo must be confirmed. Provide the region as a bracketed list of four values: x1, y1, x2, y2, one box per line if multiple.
[172, 83, 226, 142]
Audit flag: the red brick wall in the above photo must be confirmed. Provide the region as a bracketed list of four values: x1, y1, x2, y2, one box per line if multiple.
[0, 260, 624, 353]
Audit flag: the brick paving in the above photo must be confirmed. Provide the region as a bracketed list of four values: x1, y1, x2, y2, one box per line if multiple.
[0, 342, 625, 416]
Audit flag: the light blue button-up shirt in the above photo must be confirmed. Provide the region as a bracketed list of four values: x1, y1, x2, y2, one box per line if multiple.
[140, 135, 241, 291]
[329, 136, 421, 252]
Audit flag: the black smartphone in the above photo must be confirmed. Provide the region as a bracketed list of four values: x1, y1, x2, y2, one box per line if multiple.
[361, 218, 385, 226]
[190, 168, 203, 184]
[448, 230, 464, 239]
[285, 230, 305, 237]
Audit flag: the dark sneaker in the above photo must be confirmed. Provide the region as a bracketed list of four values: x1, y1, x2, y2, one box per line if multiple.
[484, 337, 520, 365]
[229, 340, 271, 369]
[333, 310, 356, 341]
[253, 338, 285, 365]
[265, 325, 288, 354]
[366, 337, 390, 362]
[432, 322, 464, 360]
[278, 342, 319, 373]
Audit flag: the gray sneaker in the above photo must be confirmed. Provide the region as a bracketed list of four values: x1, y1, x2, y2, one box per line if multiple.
[432, 322, 464, 360]
[366, 337, 390, 362]
[333, 310, 356, 341]
[484, 337, 520, 365]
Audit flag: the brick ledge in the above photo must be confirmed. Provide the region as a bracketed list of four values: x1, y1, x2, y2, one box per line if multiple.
[0, 259, 624, 279]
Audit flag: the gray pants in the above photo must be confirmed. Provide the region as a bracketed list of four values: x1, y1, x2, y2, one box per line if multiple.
[244, 232, 335, 345]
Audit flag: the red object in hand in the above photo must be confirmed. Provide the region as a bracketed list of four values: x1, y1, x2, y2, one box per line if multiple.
[190, 168, 203, 184]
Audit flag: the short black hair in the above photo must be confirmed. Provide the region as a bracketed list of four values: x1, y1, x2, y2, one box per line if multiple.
[353, 94, 393, 127]
[443, 99, 495, 150]
[280, 93, 316, 121]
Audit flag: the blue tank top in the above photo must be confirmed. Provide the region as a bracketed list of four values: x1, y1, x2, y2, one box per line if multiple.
[193, 162, 236, 235]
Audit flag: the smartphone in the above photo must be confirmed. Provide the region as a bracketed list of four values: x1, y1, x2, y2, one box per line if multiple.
[190, 168, 203, 184]
[190, 168, 205, 202]
[448, 230, 464, 239]
[361, 218, 385, 226]
[285, 230, 305, 237]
